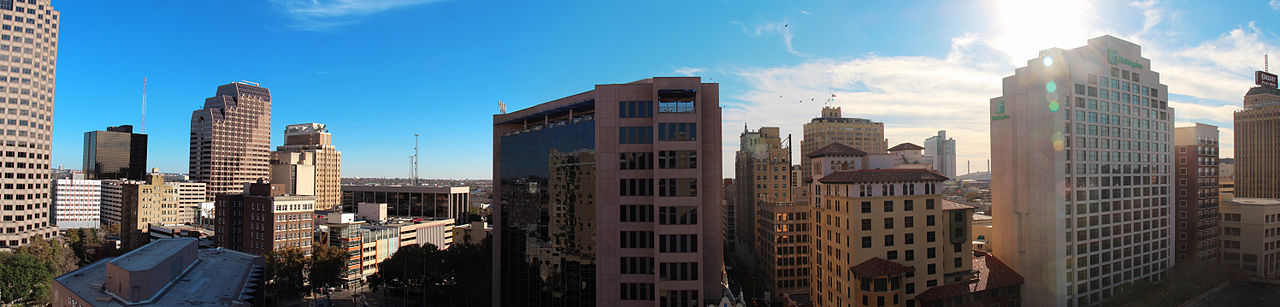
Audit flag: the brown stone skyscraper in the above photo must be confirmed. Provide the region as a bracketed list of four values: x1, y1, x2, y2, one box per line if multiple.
[0, 0, 59, 250]
[190, 82, 272, 200]
[800, 107, 886, 189]
[1173, 123, 1219, 263]
[1235, 70, 1280, 198]
[493, 77, 722, 306]
[274, 123, 341, 210]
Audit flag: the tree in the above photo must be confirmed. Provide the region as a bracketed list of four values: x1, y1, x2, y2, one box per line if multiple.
[19, 237, 79, 275]
[309, 243, 346, 293]
[369, 238, 492, 307]
[0, 251, 55, 305]
[265, 248, 308, 303]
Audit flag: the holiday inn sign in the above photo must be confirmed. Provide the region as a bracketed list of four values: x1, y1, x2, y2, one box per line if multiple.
[1108, 49, 1143, 69]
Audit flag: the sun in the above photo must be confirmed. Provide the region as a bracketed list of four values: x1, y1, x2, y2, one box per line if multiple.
[989, 0, 1093, 64]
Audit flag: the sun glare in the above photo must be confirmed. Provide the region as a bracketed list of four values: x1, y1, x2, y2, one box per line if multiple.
[991, 0, 1092, 64]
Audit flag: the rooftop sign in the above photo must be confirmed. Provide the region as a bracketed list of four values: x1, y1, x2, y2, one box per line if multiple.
[1108, 50, 1143, 70]
[1257, 71, 1278, 88]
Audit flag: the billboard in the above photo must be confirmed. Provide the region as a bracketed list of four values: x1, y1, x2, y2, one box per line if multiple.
[1258, 71, 1278, 88]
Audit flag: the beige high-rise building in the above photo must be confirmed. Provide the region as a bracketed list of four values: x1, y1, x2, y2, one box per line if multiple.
[189, 82, 272, 200]
[1173, 123, 1220, 263]
[215, 181, 315, 257]
[1218, 197, 1280, 278]
[733, 126, 792, 264]
[806, 143, 976, 307]
[0, 0, 59, 250]
[1234, 71, 1280, 198]
[120, 171, 188, 250]
[801, 107, 886, 188]
[275, 123, 341, 210]
[271, 151, 317, 195]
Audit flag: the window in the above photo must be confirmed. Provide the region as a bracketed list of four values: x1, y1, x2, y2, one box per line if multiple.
[657, 123, 696, 141]
[619, 126, 653, 144]
[862, 219, 872, 231]
[862, 236, 872, 248]
[619, 100, 653, 118]
[621, 231, 654, 248]
[885, 234, 895, 246]
[657, 89, 696, 113]
[926, 199, 935, 210]
[927, 215, 935, 226]
[658, 262, 698, 281]
[862, 202, 872, 213]
[658, 150, 697, 169]
[658, 206, 697, 225]
[620, 179, 654, 196]
[904, 216, 914, 228]
[621, 257, 654, 275]
[927, 232, 936, 243]
[884, 201, 894, 212]
[659, 234, 698, 253]
[621, 283, 654, 300]
[620, 152, 653, 170]
[658, 178, 697, 197]
[620, 205, 653, 222]
[884, 218, 894, 229]
[904, 200, 913, 211]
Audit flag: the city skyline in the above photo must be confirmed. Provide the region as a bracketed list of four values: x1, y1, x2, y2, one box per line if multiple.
[46, 1, 1280, 179]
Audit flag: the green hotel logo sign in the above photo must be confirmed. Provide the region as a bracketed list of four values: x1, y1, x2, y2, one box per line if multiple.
[992, 100, 1009, 121]
[1108, 49, 1143, 69]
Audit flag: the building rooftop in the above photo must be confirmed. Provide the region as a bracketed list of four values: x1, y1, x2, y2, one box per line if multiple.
[107, 238, 191, 271]
[806, 142, 867, 158]
[1225, 197, 1280, 206]
[913, 252, 1025, 302]
[850, 257, 915, 278]
[342, 185, 470, 193]
[55, 240, 263, 306]
[888, 143, 925, 151]
[817, 169, 949, 184]
[941, 199, 978, 211]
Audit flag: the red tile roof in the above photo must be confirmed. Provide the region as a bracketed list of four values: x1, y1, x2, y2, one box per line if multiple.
[817, 169, 948, 184]
[849, 257, 914, 278]
[806, 143, 868, 158]
[888, 143, 925, 151]
[914, 253, 1025, 302]
[941, 200, 977, 211]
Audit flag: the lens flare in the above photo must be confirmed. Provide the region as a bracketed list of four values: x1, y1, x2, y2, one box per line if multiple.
[1043, 55, 1054, 66]
[1049, 100, 1060, 112]
[1052, 133, 1065, 151]
[1046, 81, 1057, 93]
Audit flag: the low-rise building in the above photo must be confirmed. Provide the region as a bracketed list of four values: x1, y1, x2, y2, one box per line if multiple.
[341, 185, 470, 224]
[913, 252, 1024, 307]
[52, 238, 265, 306]
[1219, 197, 1280, 278]
[451, 221, 492, 245]
[316, 212, 455, 288]
[215, 181, 315, 257]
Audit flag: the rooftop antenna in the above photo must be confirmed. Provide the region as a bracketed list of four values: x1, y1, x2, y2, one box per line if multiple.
[1266, 54, 1270, 72]
[141, 77, 147, 133]
[498, 100, 507, 114]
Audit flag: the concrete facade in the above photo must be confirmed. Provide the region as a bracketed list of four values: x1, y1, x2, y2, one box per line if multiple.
[493, 77, 722, 306]
[990, 36, 1174, 306]
[1234, 74, 1280, 198]
[0, 0, 59, 250]
[801, 107, 887, 186]
[190, 82, 272, 200]
[52, 178, 101, 229]
[1173, 123, 1220, 263]
[734, 126, 793, 282]
[923, 130, 957, 179]
[275, 123, 341, 210]
[1218, 198, 1280, 278]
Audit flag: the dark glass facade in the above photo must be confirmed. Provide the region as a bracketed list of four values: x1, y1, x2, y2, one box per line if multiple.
[83, 125, 147, 180]
[498, 111, 597, 306]
[339, 186, 470, 224]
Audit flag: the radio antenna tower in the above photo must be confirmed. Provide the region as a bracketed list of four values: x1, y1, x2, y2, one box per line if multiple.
[141, 77, 147, 133]
[411, 133, 420, 186]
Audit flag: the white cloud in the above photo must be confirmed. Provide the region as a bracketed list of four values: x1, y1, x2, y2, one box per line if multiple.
[719, 0, 1275, 175]
[270, 0, 442, 31]
[673, 67, 705, 76]
[1271, 0, 1280, 10]
[801, 10, 812, 15]
[731, 19, 804, 56]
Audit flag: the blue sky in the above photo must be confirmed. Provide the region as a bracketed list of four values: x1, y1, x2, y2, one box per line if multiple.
[51, 0, 1280, 178]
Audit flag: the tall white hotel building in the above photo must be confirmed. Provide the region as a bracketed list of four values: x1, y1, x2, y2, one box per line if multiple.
[990, 36, 1173, 306]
